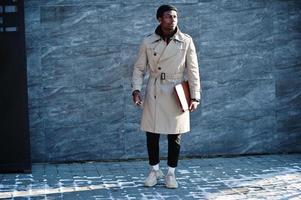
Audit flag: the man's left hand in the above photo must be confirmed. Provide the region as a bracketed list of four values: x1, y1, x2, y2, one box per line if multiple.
[189, 100, 199, 112]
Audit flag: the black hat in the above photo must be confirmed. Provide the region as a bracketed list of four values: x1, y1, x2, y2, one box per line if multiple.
[156, 4, 178, 19]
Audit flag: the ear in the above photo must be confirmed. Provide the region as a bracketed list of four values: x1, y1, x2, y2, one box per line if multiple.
[157, 17, 162, 24]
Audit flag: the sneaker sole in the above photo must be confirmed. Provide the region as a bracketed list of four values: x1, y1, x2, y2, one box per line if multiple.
[166, 184, 178, 189]
[144, 180, 157, 187]
[144, 183, 157, 187]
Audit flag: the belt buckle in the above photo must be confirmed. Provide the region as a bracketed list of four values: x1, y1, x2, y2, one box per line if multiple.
[160, 73, 166, 80]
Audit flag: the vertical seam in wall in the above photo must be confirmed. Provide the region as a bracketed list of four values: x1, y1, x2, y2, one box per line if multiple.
[270, 0, 277, 136]
[123, 71, 127, 159]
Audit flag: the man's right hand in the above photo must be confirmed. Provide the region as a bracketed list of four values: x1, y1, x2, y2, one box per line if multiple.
[132, 90, 143, 106]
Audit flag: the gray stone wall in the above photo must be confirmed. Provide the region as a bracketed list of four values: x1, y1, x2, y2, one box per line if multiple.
[24, 0, 301, 162]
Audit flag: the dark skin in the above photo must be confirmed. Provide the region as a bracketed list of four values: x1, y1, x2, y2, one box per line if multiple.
[133, 10, 199, 111]
[158, 10, 178, 38]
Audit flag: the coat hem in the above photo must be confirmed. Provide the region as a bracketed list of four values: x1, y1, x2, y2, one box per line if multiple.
[140, 128, 190, 135]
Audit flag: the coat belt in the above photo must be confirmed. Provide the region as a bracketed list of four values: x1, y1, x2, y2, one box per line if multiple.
[150, 72, 184, 81]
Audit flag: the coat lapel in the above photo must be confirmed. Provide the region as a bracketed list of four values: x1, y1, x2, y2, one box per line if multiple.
[159, 39, 183, 62]
[152, 41, 166, 63]
[148, 28, 185, 64]
[148, 34, 165, 64]
[158, 29, 185, 63]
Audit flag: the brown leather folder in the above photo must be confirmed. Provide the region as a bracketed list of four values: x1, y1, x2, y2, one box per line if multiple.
[174, 80, 191, 112]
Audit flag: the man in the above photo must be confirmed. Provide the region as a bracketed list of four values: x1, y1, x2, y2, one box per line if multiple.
[131, 5, 201, 188]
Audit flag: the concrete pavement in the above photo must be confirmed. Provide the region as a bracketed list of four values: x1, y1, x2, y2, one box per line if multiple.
[0, 154, 301, 199]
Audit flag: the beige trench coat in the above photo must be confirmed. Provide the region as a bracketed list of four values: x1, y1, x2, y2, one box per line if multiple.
[132, 28, 201, 134]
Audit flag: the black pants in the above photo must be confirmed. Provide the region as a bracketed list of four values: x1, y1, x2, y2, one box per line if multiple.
[146, 132, 181, 168]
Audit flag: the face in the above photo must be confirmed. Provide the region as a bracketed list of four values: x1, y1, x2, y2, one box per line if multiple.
[158, 10, 178, 31]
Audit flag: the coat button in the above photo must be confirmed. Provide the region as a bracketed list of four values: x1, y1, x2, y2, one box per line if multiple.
[158, 67, 161, 70]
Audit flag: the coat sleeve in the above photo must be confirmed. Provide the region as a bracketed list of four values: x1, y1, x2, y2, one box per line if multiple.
[131, 39, 148, 92]
[186, 37, 202, 100]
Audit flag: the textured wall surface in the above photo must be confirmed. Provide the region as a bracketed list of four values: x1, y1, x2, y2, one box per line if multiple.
[24, 0, 301, 162]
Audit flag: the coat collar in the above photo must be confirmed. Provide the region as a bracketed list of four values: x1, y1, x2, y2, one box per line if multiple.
[149, 26, 185, 44]
[147, 26, 186, 63]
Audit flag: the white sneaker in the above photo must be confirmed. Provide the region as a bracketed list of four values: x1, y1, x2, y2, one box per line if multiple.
[165, 173, 178, 188]
[144, 169, 164, 187]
